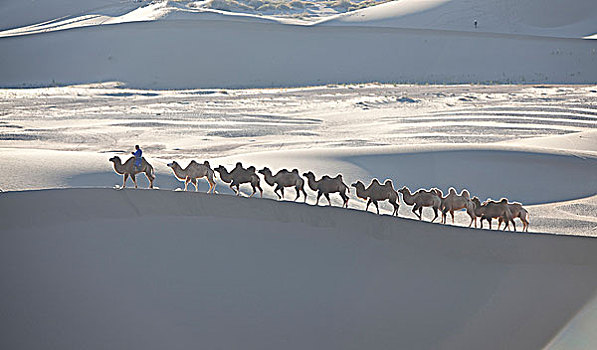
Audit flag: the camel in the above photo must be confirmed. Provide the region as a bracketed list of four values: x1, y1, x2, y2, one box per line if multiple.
[109, 155, 155, 189]
[440, 187, 476, 226]
[498, 202, 530, 232]
[167, 160, 216, 193]
[471, 197, 515, 231]
[258, 167, 307, 202]
[398, 186, 442, 222]
[303, 171, 350, 208]
[214, 163, 263, 197]
[351, 179, 399, 216]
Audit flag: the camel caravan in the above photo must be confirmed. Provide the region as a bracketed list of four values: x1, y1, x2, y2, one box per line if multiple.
[109, 155, 529, 232]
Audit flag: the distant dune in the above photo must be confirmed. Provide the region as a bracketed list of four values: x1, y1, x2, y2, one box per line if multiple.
[0, 0, 595, 88]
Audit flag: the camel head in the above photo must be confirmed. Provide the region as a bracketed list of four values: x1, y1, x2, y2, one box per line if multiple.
[258, 167, 271, 176]
[398, 186, 409, 195]
[303, 171, 315, 179]
[351, 180, 364, 188]
[109, 156, 121, 164]
[166, 161, 179, 169]
[214, 165, 226, 173]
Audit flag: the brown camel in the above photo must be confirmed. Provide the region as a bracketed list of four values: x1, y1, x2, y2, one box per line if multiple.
[109, 155, 155, 189]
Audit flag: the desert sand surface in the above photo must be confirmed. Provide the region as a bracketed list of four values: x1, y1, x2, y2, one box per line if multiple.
[1, 0, 597, 349]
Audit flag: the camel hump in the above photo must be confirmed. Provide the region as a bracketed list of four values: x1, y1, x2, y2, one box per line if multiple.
[335, 174, 343, 180]
[322, 175, 332, 180]
[461, 189, 470, 199]
[190, 160, 199, 165]
[292, 169, 299, 174]
[247, 166, 256, 172]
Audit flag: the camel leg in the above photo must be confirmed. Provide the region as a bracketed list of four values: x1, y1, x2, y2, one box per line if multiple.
[192, 178, 199, 192]
[324, 193, 332, 206]
[294, 186, 300, 201]
[374, 201, 379, 215]
[274, 185, 282, 199]
[412, 205, 421, 220]
[342, 194, 349, 208]
[431, 207, 439, 223]
[280, 187, 285, 199]
[249, 184, 257, 198]
[419, 207, 424, 221]
[316, 192, 322, 205]
[122, 173, 129, 188]
[184, 177, 190, 191]
[131, 174, 138, 189]
[258, 184, 263, 198]
[450, 211, 455, 224]
[365, 199, 372, 212]
[301, 188, 307, 203]
[145, 171, 154, 189]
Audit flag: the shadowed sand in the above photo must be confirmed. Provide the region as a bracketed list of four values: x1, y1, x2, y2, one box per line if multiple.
[1, 188, 597, 349]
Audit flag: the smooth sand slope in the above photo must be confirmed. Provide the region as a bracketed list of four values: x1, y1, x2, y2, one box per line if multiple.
[1, 188, 597, 350]
[319, 0, 597, 38]
[0, 0, 595, 88]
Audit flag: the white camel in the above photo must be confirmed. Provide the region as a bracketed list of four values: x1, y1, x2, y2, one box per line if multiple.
[398, 186, 442, 222]
[440, 187, 476, 226]
[167, 160, 216, 193]
[303, 171, 350, 208]
[258, 167, 307, 202]
[109, 155, 155, 189]
[351, 179, 399, 216]
[214, 163, 263, 197]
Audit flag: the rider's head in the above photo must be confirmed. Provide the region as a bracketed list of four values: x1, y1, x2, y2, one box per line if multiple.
[135, 145, 140, 150]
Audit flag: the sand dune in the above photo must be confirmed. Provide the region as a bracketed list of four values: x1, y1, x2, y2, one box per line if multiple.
[1, 188, 596, 350]
[319, 0, 597, 38]
[1, 0, 595, 88]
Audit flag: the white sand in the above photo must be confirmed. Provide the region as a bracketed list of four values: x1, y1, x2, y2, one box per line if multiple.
[1, 84, 596, 236]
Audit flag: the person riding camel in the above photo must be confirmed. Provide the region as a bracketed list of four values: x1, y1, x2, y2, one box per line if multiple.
[132, 145, 142, 171]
